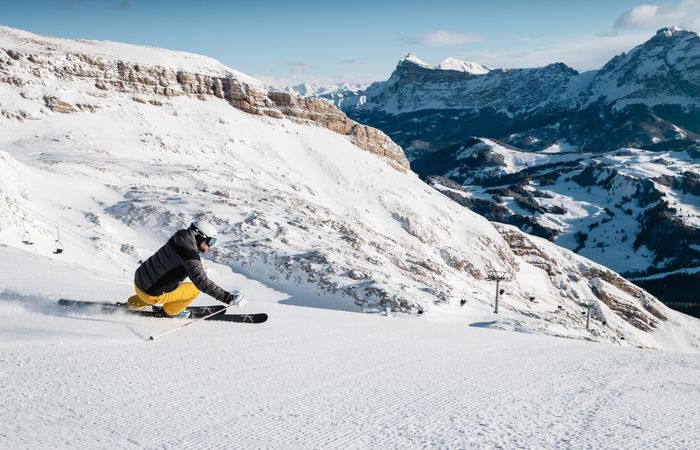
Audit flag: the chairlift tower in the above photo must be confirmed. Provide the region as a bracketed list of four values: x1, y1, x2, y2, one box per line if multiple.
[54, 227, 64, 254]
[486, 270, 511, 314]
[582, 301, 594, 330]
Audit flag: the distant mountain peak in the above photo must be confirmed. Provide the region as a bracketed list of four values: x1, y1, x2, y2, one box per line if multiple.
[397, 54, 490, 75]
[400, 53, 432, 68]
[438, 57, 490, 74]
[657, 25, 684, 37]
[646, 26, 697, 45]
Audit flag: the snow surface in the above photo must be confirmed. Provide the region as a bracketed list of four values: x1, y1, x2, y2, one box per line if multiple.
[1, 247, 700, 449]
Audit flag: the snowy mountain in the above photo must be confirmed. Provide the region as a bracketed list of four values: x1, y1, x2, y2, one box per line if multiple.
[326, 27, 700, 154]
[359, 54, 579, 117]
[412, 137, 700, 317]
[438, 57, 491, 74]
[298, 26, 700, 316]
[0, 25, 699, 351]
[586, 26, 700, 108]
[279, 82, 368, 98]
[279, 82, 369, 110]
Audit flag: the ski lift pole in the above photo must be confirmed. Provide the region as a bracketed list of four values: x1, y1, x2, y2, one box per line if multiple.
[53, 227, 64, 254]
[146, 303, 237, 342]
[494, 279, 500, 314]
[586, 302, 592, 330]
[486, 270, 509, 314]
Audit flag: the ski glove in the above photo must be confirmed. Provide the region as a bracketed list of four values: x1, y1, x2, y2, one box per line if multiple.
[224, 291, 248, 308]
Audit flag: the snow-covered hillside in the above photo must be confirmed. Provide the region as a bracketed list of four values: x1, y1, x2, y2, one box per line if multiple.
[0, 26, 699, 352]
[413, 137, 700, 317]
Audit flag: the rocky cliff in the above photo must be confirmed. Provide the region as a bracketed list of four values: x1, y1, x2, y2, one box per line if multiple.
[416, 137, 700, 318]
[322, 27, 700, 154]
[0, 26, 408, 171]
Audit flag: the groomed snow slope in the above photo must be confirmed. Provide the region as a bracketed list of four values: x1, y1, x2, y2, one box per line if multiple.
[1, 248, 699, 449]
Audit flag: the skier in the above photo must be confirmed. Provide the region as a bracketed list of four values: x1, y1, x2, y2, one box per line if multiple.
[127, 220, 246, 318]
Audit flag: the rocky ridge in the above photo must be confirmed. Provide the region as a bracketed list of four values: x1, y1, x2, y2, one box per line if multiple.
[320, 27, 700, 154]
[0, 26, 408, 171]
[415, 137, 700, 317]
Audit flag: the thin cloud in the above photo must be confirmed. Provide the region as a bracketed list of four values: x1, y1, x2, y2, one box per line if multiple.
[405, 30, 481, 46]
[614, 0, 700, 31]
[60, 0, 91, 11]
[255, 69, 383, 89]
[459, 32, 650, 71]
[274, 60, 312, 75]
[338, 57, 366, 65]
[111, 1, 132, 11]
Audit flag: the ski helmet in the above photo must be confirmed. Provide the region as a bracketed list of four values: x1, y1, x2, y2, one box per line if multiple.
[190, 220, 218, 247]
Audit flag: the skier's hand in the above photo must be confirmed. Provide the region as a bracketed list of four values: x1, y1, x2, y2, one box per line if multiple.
[224, 291, 248, 308]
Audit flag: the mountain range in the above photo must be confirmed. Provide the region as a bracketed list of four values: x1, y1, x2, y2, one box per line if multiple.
[294, 27, 700, 155]
[410, 137, 700, 317]
[1, 25, 697, 349]
[288, 27, 700, 317]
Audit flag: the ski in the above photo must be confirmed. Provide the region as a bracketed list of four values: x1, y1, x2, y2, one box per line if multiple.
[57, 299, 268, 324]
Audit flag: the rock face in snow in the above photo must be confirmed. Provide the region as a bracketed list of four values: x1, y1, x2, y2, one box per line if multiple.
[496, 224, 669, 333]
[327, 27, 700, 154]
[0, 26, 698, 350]
[361, 54, 577, 116]
[0, 26, 408, 171]
[586, 27, 700, 106]
[414, 137, 700, 318]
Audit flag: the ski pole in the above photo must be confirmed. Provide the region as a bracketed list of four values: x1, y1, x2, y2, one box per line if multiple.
[146, 303, 236, 342]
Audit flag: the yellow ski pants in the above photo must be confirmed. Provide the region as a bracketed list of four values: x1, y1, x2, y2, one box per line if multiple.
[127, 282, 200, 316]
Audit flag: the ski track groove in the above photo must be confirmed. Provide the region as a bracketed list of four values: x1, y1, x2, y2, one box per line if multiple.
[341, 344, 603, 449]
[22, 322, 440, 449]
[573, 356, 700, 449]
[147, 332, 472, 449]
[146, 337, 608, 449]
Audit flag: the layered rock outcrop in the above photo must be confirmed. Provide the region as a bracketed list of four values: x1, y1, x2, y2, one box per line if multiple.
[0, 38, 408, 171]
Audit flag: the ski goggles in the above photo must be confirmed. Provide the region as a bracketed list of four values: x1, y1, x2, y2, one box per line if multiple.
[192, 226, 218, 248]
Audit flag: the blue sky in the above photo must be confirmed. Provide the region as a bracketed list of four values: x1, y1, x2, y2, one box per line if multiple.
[2, 0, 698, 86]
